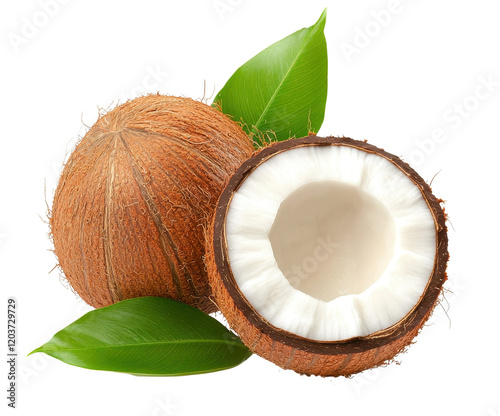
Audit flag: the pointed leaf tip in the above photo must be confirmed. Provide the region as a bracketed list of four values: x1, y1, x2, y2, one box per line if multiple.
[316, 8, 327, 29]
[30, 297, 252, 376]
[213, 13, 328, 147]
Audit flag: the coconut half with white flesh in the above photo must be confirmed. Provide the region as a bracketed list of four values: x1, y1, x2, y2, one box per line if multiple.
[206, 135, 448, 377]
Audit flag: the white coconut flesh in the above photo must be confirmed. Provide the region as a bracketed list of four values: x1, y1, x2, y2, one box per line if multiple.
[225, 145, 437, 341]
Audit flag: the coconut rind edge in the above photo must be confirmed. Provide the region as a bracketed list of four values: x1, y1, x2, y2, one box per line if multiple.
[206, 135, 449, 377]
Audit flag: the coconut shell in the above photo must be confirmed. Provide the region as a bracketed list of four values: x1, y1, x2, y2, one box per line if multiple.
[50, 94, 253, 313]
[206, 135, 449, 376]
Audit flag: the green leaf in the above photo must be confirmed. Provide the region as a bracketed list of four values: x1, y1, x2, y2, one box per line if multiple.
[213, 9, 328, 147]
[29, 297, 252, 376]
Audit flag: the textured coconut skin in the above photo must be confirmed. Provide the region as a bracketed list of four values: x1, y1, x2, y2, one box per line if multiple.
[50, 95, 253, 313]
[207, 136, 449, 376]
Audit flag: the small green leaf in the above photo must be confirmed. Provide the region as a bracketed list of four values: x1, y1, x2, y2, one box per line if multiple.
[30, 297, 252, 376]
[213, 9, 328, 147]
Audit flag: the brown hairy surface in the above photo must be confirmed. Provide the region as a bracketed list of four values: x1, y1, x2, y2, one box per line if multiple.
[50, 94, 253, 313]
[207, 135, 448, 376]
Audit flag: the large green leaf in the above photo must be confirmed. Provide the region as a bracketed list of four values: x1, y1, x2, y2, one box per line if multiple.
[213, 9, 328, 147]
[29, 297, 252, 376]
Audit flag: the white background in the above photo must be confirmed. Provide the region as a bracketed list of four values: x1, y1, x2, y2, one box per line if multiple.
[1, 0, 499, 415]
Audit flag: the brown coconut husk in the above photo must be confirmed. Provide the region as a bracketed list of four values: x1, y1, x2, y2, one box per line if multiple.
[206, 135, 449, 376]
[50, 94, 253, 313]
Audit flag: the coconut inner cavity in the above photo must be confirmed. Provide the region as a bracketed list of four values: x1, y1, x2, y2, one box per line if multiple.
[225, 145, 437, 341]
[269, 180, 396, 302]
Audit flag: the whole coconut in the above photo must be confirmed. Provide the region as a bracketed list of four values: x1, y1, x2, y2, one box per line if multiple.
[50, 94, 253, 313]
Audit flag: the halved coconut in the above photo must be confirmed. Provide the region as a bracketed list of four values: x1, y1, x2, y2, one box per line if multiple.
[206, 135, 448, 377]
